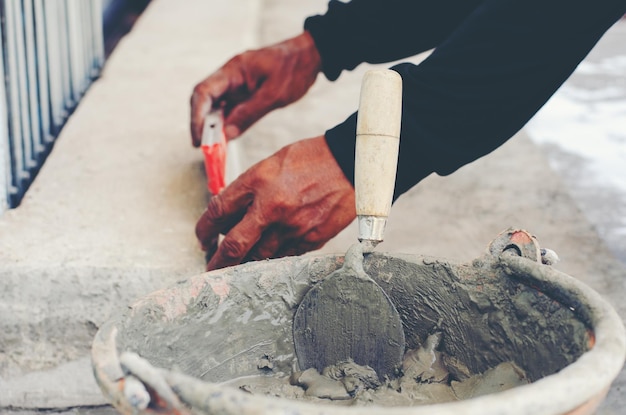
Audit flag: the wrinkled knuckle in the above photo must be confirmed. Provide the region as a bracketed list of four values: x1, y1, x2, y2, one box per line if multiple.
[219, 238, 247, 262]
[193, 81, 215, 105]
[191, 83, 205, 100]
[302, 228, 325, 245]
[251, 161, 279, 188]
[204, 197, 226, 221]
[228, 53, 247, 67]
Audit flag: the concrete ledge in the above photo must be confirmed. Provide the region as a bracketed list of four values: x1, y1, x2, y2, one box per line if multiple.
[0, 0, 263, 269]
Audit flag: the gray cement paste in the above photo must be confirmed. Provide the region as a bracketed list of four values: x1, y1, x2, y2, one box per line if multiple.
[115, 252, 592, 408]
[293, 243, 405, 378]
[220, 333, 529, 406]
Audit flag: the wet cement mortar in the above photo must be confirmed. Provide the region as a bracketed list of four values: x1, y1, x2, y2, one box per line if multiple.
[115, 252, 591, 408]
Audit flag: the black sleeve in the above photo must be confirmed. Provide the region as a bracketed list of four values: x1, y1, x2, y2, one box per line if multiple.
[304, 0, 483, 81]
[321, 0, 626, 200]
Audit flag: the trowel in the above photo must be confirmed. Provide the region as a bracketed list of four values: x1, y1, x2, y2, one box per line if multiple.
[293, 69, 405, 379]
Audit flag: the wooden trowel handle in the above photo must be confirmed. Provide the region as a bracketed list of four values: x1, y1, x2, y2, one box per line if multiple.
[355, 69, 402, 245]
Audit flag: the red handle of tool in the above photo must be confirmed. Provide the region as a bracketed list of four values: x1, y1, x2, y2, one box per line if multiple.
[202, 143, 226, 195]
[201, 111, 227, 195]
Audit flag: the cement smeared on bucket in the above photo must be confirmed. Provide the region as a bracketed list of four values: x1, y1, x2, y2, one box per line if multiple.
[220, 332, 529, 406]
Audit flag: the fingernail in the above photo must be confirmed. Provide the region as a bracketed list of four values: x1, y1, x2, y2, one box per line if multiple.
[224, 125, 240, 140]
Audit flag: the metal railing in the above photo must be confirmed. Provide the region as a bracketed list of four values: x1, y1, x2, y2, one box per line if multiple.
[0, 0, 105, 212]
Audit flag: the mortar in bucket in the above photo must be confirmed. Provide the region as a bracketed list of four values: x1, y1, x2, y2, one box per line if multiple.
[91, 228, 625, 415]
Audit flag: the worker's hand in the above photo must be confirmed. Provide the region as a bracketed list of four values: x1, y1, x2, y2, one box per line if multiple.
[190, 31, 322, 146]
[196, 136, 355, 271]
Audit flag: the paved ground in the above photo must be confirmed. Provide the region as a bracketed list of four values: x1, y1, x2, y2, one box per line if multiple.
[1, 1, 624, 414]
[527, 18, 626, 266]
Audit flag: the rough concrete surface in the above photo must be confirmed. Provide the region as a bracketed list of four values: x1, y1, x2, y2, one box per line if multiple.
[1, 1, 624, 414]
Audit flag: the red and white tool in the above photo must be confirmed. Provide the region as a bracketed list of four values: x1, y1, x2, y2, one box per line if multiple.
[201, 110, 227, 195]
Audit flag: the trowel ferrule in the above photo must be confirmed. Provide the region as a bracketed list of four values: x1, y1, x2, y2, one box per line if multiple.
[358, 215, 386, 250]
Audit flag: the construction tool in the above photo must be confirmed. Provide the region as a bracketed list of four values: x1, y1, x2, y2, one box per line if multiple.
[201, 110, 227, 195]
[293, 69, 405, 379]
